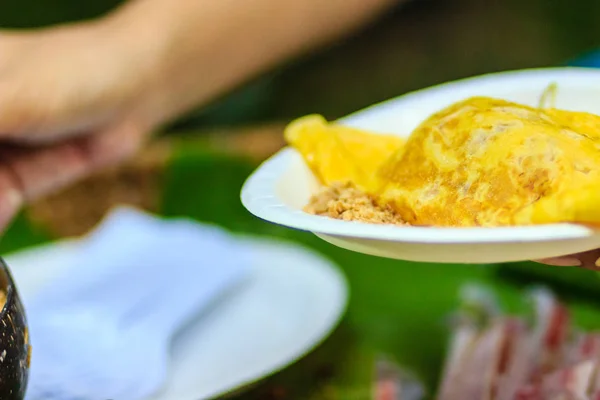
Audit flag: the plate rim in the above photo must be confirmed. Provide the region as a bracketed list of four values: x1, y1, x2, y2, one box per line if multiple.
[188, 236, 349, 400]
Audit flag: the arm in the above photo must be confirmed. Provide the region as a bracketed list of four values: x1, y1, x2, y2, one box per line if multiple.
[106, 0, 402, 129]
[0, 0, 401, 227]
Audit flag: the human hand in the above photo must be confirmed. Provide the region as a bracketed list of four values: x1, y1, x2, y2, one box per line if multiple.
[535, 250, 600, 270]
[0, 18, 165, 229]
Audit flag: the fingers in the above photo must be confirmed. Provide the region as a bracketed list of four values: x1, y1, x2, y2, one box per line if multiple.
[76, 119, 148, 169]
[0, 119, 147, 231]
[534, 257, 583, 268]
[533, 249, 600, 271]
[0, 139, 94, 230]
[0, 142, 91, 201]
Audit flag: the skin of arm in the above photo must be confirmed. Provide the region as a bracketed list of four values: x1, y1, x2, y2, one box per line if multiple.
[105, 0, 403, 130]
[0, 0, 401, 225]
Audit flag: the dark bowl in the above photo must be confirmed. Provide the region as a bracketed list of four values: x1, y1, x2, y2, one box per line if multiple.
[0, 258, 30, 399]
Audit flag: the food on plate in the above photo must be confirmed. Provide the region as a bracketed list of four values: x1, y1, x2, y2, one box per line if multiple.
[436, 286, 599, 400]
[305, 181, 406, 225]
[374, 286, 600, 400]
[287, 88, 600, 227]
[284, 114, 404, 193]
[378, 97, 600, 227]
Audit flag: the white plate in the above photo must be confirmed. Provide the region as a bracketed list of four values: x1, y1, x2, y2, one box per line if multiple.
[5, 237, 348, 400]
[241, 67, 600, 264]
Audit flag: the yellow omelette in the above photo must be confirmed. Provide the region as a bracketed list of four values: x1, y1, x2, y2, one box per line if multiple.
[284, 114, 404, 193]
[285, 96, 600, 227]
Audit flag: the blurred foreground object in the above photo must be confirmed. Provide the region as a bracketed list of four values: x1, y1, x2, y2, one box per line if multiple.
[438, 285, 597, 399]
[25, 207, 250, 399]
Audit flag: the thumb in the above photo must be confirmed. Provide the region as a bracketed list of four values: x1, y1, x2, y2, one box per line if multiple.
[533, 249, 600, 270]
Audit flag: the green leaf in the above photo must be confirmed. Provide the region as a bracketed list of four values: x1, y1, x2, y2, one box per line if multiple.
[0, 212, 52, 255]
